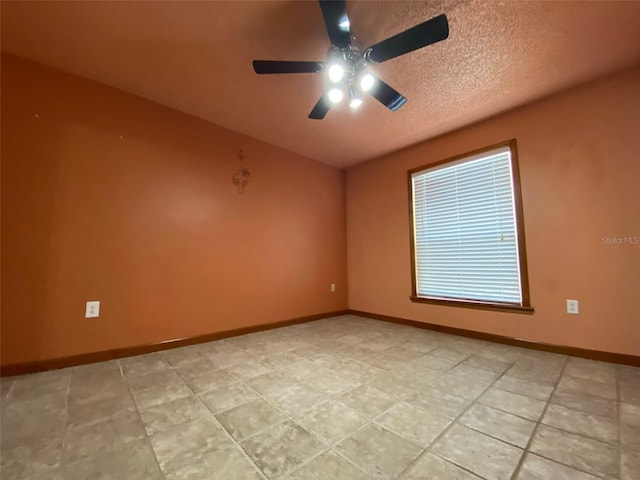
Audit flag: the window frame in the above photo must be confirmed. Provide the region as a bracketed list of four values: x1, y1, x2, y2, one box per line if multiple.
[408, 139, 533, 314]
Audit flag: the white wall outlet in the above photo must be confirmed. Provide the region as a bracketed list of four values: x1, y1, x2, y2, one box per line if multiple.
[85, 301, 100, 318]
[566, 299, 579, 315]
[330, 283, 336, 292]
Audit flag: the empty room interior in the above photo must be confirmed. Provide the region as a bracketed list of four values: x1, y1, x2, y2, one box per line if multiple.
[1, 1, 639, 479]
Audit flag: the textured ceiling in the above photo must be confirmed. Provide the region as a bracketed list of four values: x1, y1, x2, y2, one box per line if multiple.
[2, 1, 640, 168]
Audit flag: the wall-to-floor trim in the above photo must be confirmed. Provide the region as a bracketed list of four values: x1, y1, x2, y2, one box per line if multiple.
[349, 309, 640, 367]
[0, 310, 349, 377]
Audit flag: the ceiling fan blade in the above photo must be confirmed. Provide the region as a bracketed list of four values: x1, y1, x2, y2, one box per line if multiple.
[318, 0, 351, 49]
[308, 93, 332, 120]
[368, 77, 407, 111]
[367, 14, 449, 64]
[252, 60, 325, 74]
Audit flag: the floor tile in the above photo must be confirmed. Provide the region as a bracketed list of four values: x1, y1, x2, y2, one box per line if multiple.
[295, 399, 368, 443]
[149, 418, 234, 474]
[64, 411, 146, 463]
[8, 371, 70, 403]
[508, 359, 563, 385]
[334, 361, 383, 384]
[164, 445, 262, 480]
[542, 403, 617, 443]
[368, 372, 418, 399]
[216, 398, 287, 441]
[64, 438, 162, 480]
[409, 354, 458, 372]
[556, 374, 617, 400]
[280, 359, 327, 382]
[171, 358, 221, 380]
[260, 351, 302, 369]
[311, 354, 349, 370]
[431, 347, 472, 363]
[199, 381, 258, 413]
[120, 354, 169, 378]
[620, 385, 640, 406]
[160, 347, 208, 368]
[564, 358, 617, 385]
[138, 395, 212, 436]
[182, 369, 238, 394]
[226, 360, 273, 380]
[462, 355, 512, 374]
[304, 369, 356, 397]
[529, 425, 618, 477]
[407, 387, 473, 420]
[459, 403, 536, 448]
[266, 383, 327, 416]
[430, 372, 492, 401]
[337, 384, 396, 419]
[241, 420, 326, 478]
[127, 371, 193, 409]
[431, 423, 523, 480]
[0, 378, 15, 403]
[335, 423, 422, 480]
[4, 316, 636, 480]
[245, 371, 299, 395]
[622, 448, 640, 480]
[1, 398, 66, 441]
[479, 387, 547, 420]
[516, 453, 600, 479]
[493, 375, 553, 401]
[66, 391, 136, 431]
[375, 401, 451, 447]
[397, 452, 481, 479]
[551, 389, 617, 418]
[284, 450, 370, 480]
[0, 431, 63, 480]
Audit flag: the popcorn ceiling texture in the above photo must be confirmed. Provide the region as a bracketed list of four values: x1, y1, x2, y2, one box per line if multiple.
[2, 0, 639, 168]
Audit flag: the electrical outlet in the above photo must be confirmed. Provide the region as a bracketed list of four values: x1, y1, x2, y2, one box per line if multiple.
[330, 283, 336, 292]
[85, 301, 100, 318]
[566, 299, 579, 315]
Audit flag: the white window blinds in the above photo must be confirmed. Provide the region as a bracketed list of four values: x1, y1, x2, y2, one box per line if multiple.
[411, 146, 523, 305]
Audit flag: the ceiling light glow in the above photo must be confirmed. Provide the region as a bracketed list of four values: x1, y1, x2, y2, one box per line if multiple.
[328, 64, 345, 83]
[350, 97, 363, 109]
[360, 73, 375, 92]
[328, 87, 344, 104]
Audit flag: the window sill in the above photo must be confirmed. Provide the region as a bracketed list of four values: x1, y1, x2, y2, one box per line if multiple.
[410, 296, 534, 314]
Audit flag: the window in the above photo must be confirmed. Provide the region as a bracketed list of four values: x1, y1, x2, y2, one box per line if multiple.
[409, 139, 532, 313]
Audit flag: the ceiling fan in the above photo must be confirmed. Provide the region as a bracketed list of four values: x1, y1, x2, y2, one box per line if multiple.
[252, 0, 449, 120]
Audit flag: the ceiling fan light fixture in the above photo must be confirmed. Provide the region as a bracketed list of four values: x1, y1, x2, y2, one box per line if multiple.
[360, 72, 375, 92]
[328, 63, 345, 83]
[328, 87, 344, 103]
[349, 85, 362, 109]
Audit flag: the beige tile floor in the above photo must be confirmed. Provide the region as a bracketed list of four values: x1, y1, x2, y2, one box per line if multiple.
[1, 315, 639, 480]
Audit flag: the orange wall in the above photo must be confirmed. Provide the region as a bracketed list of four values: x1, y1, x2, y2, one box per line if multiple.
[347, 65, 640, 357]
[1, 54, 348, 365]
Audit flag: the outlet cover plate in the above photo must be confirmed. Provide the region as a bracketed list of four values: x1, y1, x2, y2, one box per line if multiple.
[566, 299, 579, 315]
[85, 301, 100, 318]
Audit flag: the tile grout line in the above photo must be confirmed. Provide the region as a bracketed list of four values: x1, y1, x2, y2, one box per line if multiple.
[55, 370, 73, 473]
[117, 358, 168, 479]
[235, 338, 462, 478]
[508, 354, 569, 480]
[163, 353, 272, 480]
[277, 336, 478, 478]
[292, 350, 488, 479]
[393, 358, 519, 480]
